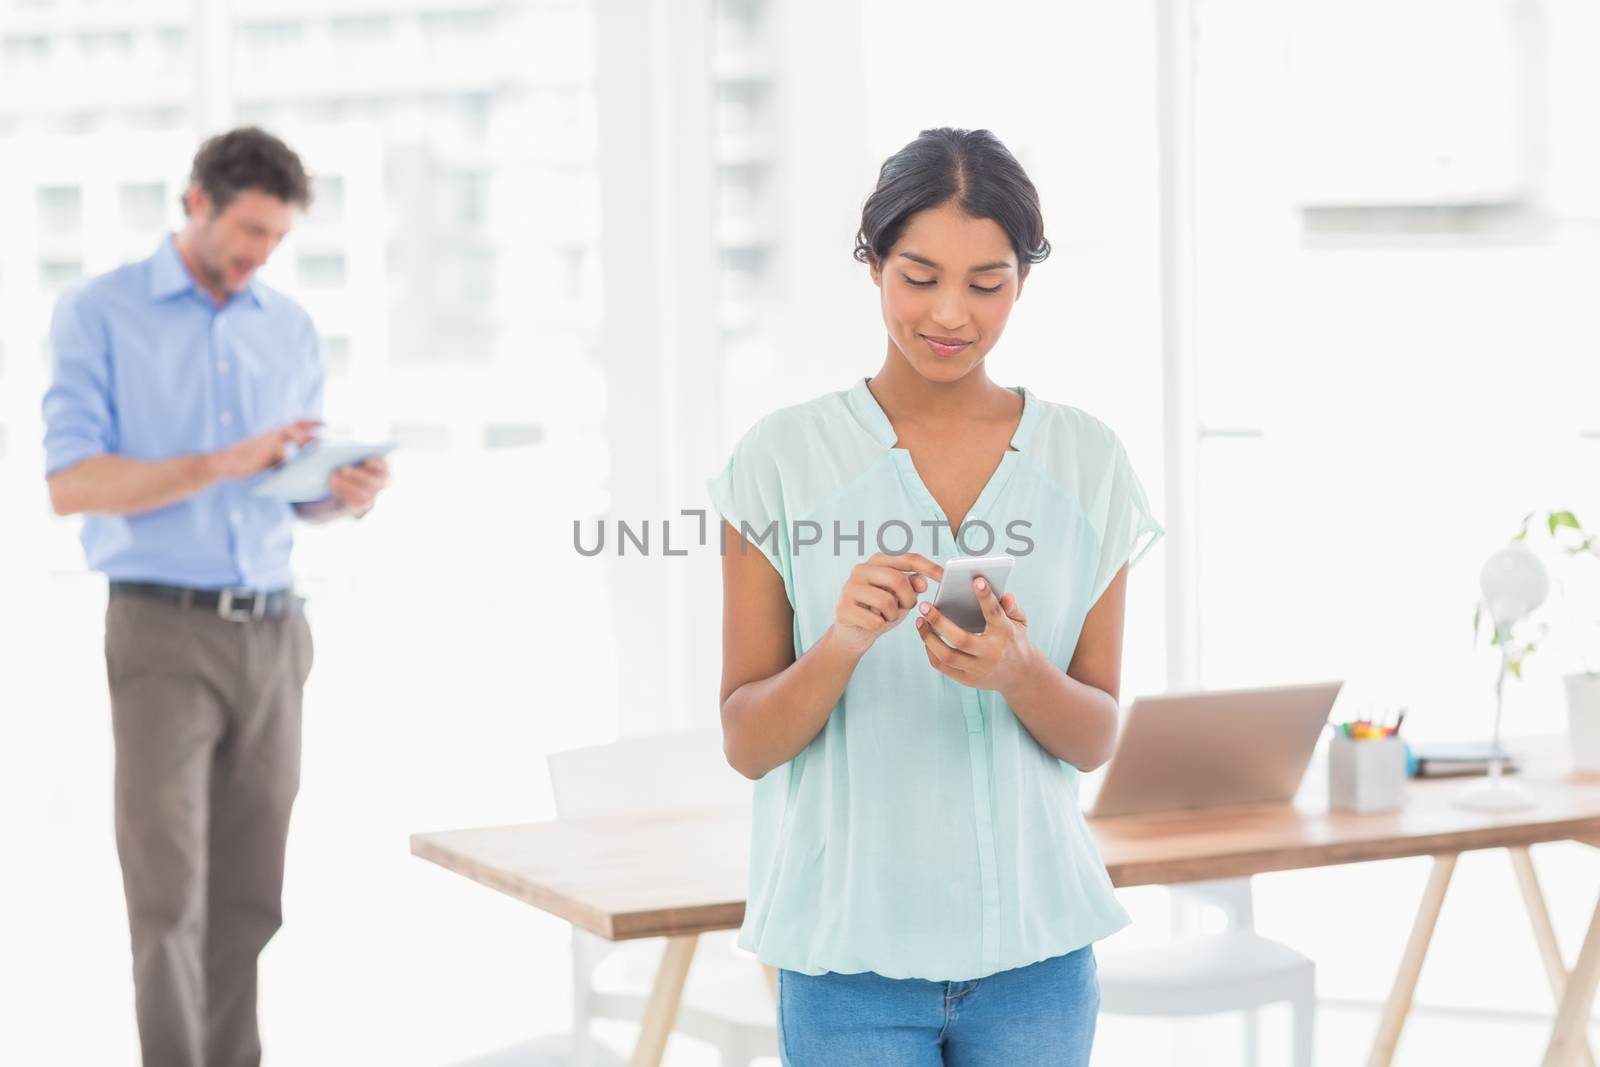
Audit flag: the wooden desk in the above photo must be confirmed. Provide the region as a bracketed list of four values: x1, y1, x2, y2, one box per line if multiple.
[412, 736, 1600, 1067]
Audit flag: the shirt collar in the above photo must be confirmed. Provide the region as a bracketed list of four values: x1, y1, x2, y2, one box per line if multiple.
[846, 377, 900, 447]
[846, 376, 1039, 452]
[148, 233, 266, 309]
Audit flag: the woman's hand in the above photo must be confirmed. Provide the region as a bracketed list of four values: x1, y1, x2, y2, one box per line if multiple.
[915, 576, 1040, 694]
[831, 552, 944, 656]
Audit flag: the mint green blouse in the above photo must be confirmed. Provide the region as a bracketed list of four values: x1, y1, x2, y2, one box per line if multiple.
[706, 377, 1164, 981]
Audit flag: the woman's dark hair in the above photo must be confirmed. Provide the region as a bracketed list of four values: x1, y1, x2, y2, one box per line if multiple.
[182, 125, 312, 217]
[853, 127, 1050, 277]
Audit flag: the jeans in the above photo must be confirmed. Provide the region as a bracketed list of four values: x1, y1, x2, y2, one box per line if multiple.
[777, 945, 1099, 1066]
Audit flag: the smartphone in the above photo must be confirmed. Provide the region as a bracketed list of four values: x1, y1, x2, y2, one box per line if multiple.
[931, 555, 1015, 634]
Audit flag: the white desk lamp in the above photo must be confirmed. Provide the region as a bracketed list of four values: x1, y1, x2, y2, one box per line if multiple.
[1456, 544, 1550, 812]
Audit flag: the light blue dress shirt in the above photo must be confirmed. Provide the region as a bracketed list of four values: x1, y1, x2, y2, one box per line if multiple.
[707, 377, 1164, 982]
[42, 235, 324, 589]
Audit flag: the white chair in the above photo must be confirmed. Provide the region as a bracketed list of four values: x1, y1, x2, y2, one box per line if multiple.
[547, 727, 778, 1067]
[1098, 877, 1315, 1067]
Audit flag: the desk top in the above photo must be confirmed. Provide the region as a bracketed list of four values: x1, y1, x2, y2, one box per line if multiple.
[411, 735, 1600, 941]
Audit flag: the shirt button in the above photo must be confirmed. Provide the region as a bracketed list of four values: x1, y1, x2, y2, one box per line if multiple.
[219, 411, 233, 426]
[230, 510, 243, 523]
[218, 361, 230, 374]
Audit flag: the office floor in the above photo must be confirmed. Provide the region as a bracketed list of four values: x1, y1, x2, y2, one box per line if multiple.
[9, 557, 1600, 1064]
[454, 1004, 1600, 1066]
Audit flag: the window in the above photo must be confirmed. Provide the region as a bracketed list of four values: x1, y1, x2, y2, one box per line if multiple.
[301, 99, 350, 124]
[238, 21, 305, 54]
[39, 258, 83, 292]
[321, 335, 351, 376]
[559, 245, 586, 302]
[331, 15, 393, 48]
[434, 172, 488, 228]
[457, 93, 492, 137]
[298, 253, 346, 289]
[714, 79, 769, 139]
[527, 86, 585, 140]
[438, 249, 493, 306]
[389, 422, 452, 451]
[421, 9, 497, 39]
[717, 245, 767, 306]
[533, 162, 595, 206]
[344, 97, 392, 124]
[418, 326, 493, 367]
[526, 247, 587, 306]
[78, 31, 135, 61]
[311, 175, 344, 225]
[37, 185, 82, 235]
[2, 35, 50, 65]
[0, 4, 617, 1062]
[50, 111, 101, 135]
[714, 0, 770, 54]
[234, 102, 279, 127]
[484, 423, 544, 449]
[422, 93, 493, 141]
[1187, 0, 1600, 705]
[120, 183, 166, 232]
[156, 27, 186, 61]
[125, 107, 184, 131]
[717, 162, 766, 222]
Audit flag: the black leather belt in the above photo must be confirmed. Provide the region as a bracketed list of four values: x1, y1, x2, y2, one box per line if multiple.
[110, 581, 305, 621]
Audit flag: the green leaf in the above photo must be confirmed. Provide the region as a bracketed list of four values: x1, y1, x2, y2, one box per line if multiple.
[1550, 511, 1580, 535]
[1509, 659, 1523, 679]
[1473, 603, 1482, 642]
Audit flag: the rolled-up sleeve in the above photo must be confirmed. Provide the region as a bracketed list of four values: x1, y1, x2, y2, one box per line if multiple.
[42, 288, 116, 476]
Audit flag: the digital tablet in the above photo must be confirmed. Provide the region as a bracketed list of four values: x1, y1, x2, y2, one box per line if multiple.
[250, 439, 397, 503]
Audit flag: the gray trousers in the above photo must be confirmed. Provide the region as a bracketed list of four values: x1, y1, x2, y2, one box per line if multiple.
[104, 591, 313, 1067]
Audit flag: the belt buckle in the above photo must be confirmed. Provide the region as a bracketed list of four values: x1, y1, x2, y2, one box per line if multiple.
[218, 588, 267, 622]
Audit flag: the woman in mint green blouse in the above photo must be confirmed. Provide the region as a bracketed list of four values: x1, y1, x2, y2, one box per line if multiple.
[708, 128, 1163, 1066]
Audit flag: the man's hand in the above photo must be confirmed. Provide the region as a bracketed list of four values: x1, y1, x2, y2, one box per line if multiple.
[914, 577, 1040, 695]
[47, 418, 321, 517]
[327, 455, 390, 515]
[212, 419, 321, 480]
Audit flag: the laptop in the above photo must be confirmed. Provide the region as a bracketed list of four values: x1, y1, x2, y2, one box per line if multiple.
[1088, 681, 1344, 819]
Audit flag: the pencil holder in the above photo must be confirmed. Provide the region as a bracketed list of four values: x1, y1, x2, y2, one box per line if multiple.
[1329, 734, 1408, 813]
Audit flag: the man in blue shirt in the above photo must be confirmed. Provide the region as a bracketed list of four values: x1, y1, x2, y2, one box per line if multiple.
[41, 127, 389, 1067]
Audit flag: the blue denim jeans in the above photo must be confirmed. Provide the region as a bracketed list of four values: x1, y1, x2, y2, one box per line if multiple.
[776, 945, 1099, 1066]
